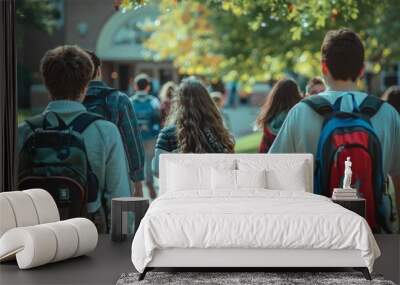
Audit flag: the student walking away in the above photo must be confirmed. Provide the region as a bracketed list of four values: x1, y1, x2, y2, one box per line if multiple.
[152, 78, 235, 177]
[83, 50, 145, 195]
[18, 46, 131, 233]
[382, 86, 400, 113]
[256, 79, 301, 153]
[159, 81, 177, 128]
[226, 81, 239, 108]
[269, 29, 400, 233]
[211, 91, 231, 130]
[305, 77, 326, 97]
[382, 86, 400, 232]
[131, 74, 161, 199]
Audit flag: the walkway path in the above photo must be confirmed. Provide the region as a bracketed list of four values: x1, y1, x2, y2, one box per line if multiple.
[224, 105, 260, 137]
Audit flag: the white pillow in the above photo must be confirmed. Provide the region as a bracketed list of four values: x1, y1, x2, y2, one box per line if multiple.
[265, 162, 307, 191]
[167, 162, 210, 191]
[238, 159, 308, 191]
[236, 169, 267, 189]
[211, 169, 267, 191]
[167, 160, 236, 192]
[211, 168, 236, 190]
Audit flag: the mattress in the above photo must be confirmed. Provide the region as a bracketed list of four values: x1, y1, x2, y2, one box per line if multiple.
[131, 190, 380, 273]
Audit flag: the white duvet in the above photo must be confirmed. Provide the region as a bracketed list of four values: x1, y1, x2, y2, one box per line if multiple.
[131, 190, 380, 273]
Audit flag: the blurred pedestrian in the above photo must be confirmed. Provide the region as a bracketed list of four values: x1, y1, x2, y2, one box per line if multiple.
[305, 77, 326, 97]
[159, 81, 177, 127]
[83, 50, 145, 195]
[256, 78, 302, 153]
[382, 86, 400, 113]
[131, 73, 161, 199]
[210, 91, 231, 130]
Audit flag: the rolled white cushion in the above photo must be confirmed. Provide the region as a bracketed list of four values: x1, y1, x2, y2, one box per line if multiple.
[23, 189, 59, 224]
[0, 191, 39, 227]
[0, 218, 98, 269]
[42, 221, 79, 262]
[0, 196, 17, 237]
[65, 218, 98, 257]
[0, 226, 57, 269]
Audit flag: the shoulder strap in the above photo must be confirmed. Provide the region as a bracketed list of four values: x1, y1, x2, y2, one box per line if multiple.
[25, 112, 68, 131]
[302, 95, 333, 116]
[359, 95, 384, 117]
[69, 113, 104, 133]
[25, 114, 45, 131]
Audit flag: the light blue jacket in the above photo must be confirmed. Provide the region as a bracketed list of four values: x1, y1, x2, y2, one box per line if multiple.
[18, 100, 131, 213]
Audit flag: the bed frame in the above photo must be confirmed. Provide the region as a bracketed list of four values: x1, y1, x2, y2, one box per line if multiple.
[139, 248, 371, 280]
[139, 154, 372, 281]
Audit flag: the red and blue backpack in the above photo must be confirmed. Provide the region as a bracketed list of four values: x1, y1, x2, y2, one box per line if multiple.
[303, 93, 392, 233]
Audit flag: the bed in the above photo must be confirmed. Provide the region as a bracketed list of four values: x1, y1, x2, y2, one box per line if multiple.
[131, 154, 380, 280]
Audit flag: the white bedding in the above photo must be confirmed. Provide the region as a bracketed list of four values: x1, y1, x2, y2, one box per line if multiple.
[131, 190, 380, 273]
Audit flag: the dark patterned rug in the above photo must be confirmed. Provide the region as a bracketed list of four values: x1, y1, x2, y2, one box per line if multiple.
[117, 271, 395, 285]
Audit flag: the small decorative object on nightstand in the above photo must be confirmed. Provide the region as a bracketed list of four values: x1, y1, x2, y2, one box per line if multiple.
[331, 197, 366, 218]
[331, 156, 365, 217]
[111, 197, 149, 242]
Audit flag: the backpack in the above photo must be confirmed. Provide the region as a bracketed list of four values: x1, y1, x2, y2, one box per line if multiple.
[83, 88, 119, 123]
[303, 93, 392, 233]
[131, 95, 160, 141]
[18, 112, 103, 220]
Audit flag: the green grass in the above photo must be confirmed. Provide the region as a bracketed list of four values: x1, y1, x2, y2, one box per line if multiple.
[235, 131, 262, 153]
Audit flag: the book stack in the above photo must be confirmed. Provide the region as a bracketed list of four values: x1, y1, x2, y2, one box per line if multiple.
[332, 188, 359, 200]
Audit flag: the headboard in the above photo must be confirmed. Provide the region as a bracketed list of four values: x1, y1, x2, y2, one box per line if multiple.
[159, 154, 314, 195]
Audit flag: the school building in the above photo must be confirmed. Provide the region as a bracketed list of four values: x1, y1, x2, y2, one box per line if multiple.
[17, 0, 178, 110]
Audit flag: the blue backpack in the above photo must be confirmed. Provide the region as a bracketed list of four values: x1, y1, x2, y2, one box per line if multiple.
[131, 95, 160, 141]
[303, 93, 393, 233]
[83, 88, 120, 123]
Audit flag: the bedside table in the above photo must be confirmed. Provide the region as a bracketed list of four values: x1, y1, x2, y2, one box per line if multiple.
[111, 197, 149, 242]
[331, 198, 366, 218]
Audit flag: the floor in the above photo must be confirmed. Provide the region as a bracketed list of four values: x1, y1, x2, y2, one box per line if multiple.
[0, 235, 134, 285]
[0, 235, 399, 285]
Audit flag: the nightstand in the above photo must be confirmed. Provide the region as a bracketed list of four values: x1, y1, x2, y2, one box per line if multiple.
[331, 198, 366, 218]
[111, 197, 149, 242]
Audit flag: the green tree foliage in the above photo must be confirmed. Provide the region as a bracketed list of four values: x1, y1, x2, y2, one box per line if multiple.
[16, 0, 58, 34]
[123, 0, 400, 85]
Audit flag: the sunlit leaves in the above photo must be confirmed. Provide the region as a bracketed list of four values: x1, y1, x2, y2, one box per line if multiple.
[121, 0, 400, 84]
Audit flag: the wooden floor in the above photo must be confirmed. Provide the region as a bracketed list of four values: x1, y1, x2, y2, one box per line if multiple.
[0, 235, 398, 285]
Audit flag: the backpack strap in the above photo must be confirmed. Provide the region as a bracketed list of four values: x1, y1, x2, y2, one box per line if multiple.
[25, 114, 45, 132]
[25, 112, 68, 131]
[69, 113, 104, 134]
[302, 95, 333, 116]
[359, 95, 384, 117]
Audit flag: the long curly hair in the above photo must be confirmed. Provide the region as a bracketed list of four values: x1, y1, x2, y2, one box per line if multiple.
[167, 78, 235, 153]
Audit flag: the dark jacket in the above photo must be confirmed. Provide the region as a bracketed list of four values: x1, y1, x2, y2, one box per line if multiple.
[152, 125, 230, 176]
[84, 80, 145, 181]
[155, 125, 229, 153]
[259, 111, 288, 153]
